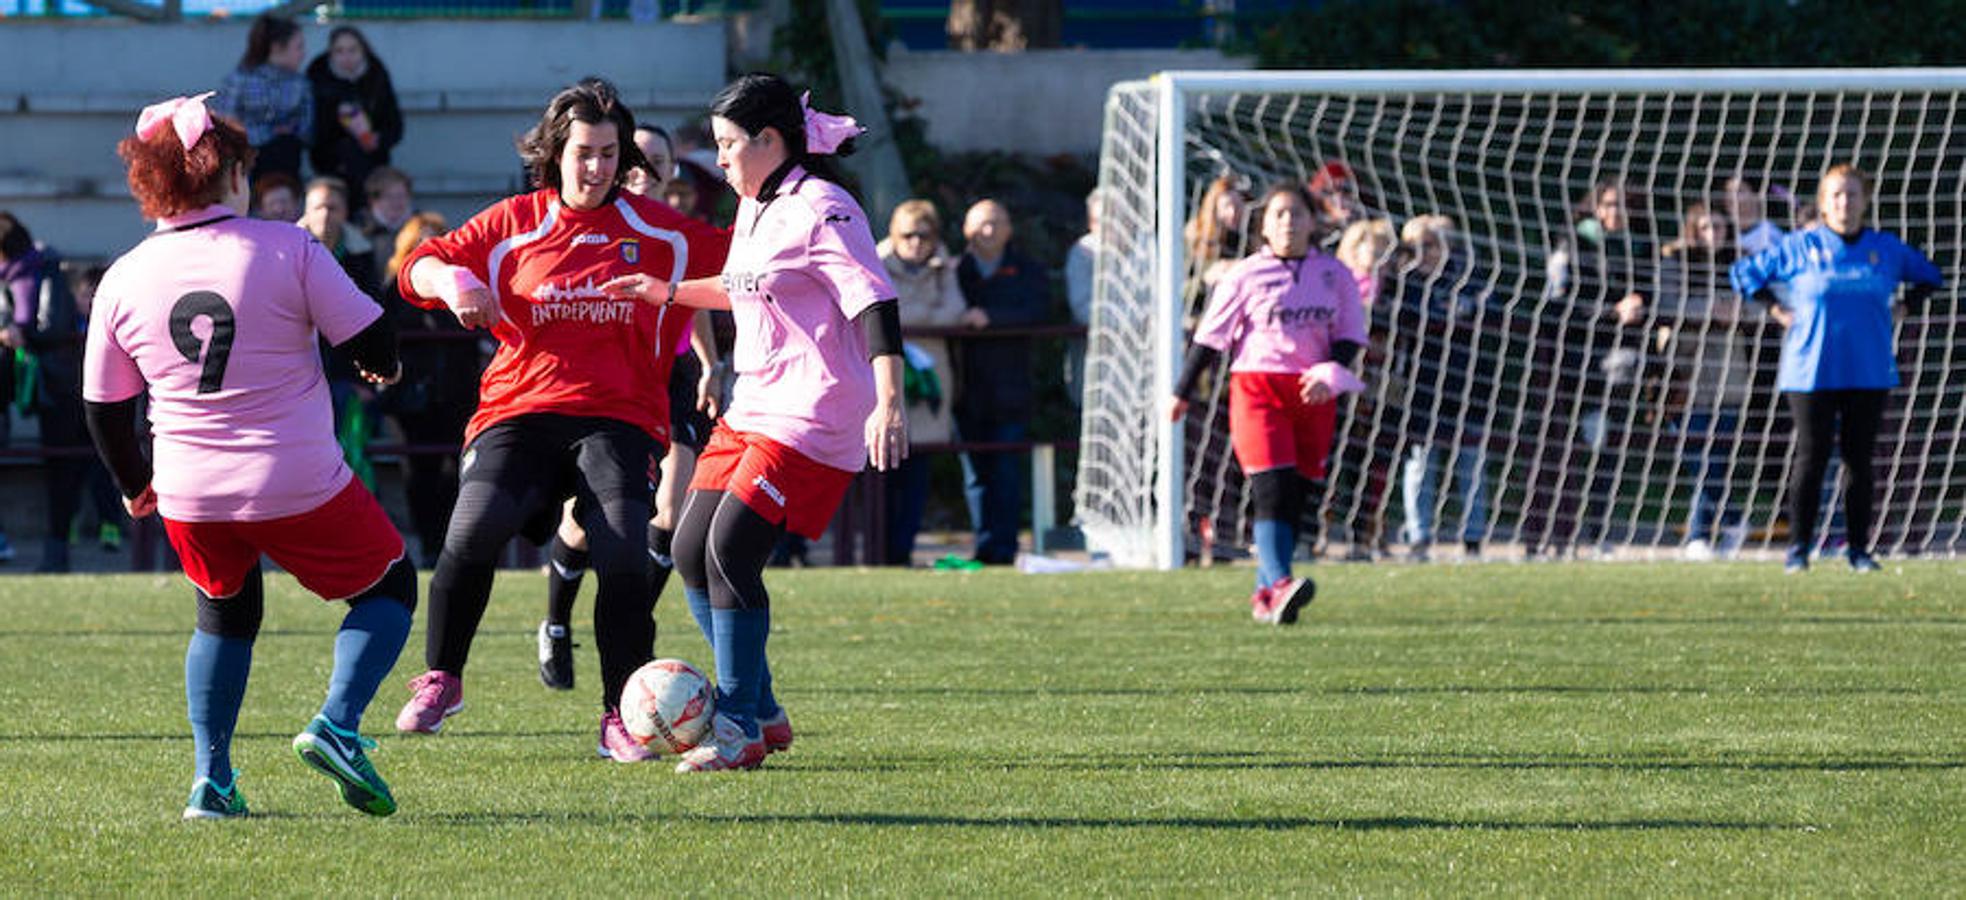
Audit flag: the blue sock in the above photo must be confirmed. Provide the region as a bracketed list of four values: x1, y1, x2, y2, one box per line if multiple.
[684, 585, 715, 648]
[757, 661, 780, 720]
[185, 630, 253, 787]
[320, 598, 412, 734]
[691, 586, 779, 718]
[1252, 518, 1295, 587]
[709, 606, 768, 738]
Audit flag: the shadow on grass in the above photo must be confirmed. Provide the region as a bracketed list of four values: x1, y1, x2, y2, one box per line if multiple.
[413, 809, 1801, 832]
[819, 684, 1934, 698]
[1343, 616, 1966, 628]
[2, 729, 588, 743]
[783, 749, 1966, 774]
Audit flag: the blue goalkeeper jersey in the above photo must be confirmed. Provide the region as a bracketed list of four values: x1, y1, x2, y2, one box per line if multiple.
[1730, 225, 1943, 392]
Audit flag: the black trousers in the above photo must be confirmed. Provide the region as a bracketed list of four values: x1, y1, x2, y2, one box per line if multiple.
[424, 414, 658, 709]
[1785, 389, 1888, 553]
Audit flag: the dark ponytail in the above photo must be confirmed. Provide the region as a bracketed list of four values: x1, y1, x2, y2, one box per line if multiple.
[708, 72, 859, 192]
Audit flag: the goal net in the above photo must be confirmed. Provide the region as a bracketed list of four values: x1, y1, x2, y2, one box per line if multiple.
[1077, 70, 1966, 569]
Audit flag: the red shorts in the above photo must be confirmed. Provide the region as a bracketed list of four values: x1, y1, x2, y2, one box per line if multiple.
[164, 478, 406, 600]
[690, 425, 855, 540]
[1229, 371, 1339, 479]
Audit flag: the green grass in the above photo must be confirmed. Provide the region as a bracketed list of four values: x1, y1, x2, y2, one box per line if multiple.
[2, 561, 1963, 895]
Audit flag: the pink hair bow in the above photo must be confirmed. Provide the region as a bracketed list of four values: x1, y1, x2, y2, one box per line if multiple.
[801, 92, 863, 156]
[136, 92, 216, 151]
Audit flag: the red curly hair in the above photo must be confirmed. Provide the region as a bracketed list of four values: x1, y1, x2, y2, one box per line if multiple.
[117, 116, 255, 220]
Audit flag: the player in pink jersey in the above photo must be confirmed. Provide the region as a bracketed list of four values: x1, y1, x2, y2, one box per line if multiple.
[1168, 183, 1368, 625]
[84, 94, 415, 819]
[604, 73, 907, 772]
[391, 79, 730, 762]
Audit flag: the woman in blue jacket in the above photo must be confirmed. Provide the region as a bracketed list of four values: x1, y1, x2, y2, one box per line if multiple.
[1731, 164, 1943, 573]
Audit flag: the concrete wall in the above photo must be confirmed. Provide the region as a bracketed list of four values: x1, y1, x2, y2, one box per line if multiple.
[879, 47, 1253, 157]
[0, 19, 728, 259]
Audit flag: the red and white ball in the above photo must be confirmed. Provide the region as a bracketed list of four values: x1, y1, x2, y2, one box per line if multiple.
[620, 658, 715, 753]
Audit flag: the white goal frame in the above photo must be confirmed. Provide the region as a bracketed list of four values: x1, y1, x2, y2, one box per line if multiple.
[1081, 68, 1966, 570]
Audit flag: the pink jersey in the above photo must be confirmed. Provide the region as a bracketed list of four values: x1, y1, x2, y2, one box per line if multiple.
[719, 166, 895, 472]
[1192, 247, 1367, 374]
[83, 206, 382, 522]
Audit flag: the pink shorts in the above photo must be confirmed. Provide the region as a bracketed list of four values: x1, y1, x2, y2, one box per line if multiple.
[164, 478, 405, 600]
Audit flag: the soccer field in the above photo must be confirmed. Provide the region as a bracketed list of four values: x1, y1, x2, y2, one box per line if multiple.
[2, 562, 1962, 895]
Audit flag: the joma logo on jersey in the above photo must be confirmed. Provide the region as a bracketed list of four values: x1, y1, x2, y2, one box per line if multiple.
[621, 239, 640, 264]
[723, 270, 766, 293]
[571, 233, 609, 246]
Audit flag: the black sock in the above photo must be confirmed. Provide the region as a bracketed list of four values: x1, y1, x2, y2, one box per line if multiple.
[546, 534, 590, 628]
[647, 524, 675, 605]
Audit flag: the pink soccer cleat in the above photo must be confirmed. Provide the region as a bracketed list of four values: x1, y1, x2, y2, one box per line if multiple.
[598, 709, 656, 763]
[395, 670, 463, 734]
[674, 714, 767, 773]
[1249, 582, 1278, 622]
[759, 707, 793, 754]
[1257, 576, 1317, 626]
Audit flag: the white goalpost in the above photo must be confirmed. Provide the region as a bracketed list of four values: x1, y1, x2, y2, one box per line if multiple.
[1077, 69, 1966, 570]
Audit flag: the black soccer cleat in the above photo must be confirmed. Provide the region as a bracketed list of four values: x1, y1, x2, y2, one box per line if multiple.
[537, 620, 575, 691]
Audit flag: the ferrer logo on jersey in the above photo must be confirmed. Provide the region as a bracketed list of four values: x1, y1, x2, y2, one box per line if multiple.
[621, 239, 640, 265]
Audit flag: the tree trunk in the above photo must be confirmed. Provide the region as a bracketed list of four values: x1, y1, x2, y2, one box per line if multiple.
[947, 0, 1064, 51]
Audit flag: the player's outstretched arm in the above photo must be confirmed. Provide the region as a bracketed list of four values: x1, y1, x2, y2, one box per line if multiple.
[601, 274, 731, 311]
[407, 258, 504, 331]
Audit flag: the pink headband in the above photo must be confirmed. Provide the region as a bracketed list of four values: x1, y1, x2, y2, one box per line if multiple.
[136, 92, 216, 151]
[801, 92, 863, 156]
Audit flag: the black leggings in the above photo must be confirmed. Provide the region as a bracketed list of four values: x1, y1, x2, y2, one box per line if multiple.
[1786, 390, 1888, 553]
[424, 415, 656, 709]
[672, 489, 785, 611]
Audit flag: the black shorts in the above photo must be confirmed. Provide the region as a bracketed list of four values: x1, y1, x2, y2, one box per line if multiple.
[461, 414, 660, 545]
[667, 350, 715, 454]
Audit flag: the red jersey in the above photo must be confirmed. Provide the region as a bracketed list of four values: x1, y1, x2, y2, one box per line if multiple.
[400, 189, 730, 445]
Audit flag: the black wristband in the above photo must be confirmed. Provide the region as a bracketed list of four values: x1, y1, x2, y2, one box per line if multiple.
[857, 300, 902, 359]
[335, 311, 400, 380]
[84, 397, 153, 499]
[1330, 340, 1361, 370]
[1175, 345, 1221, 401]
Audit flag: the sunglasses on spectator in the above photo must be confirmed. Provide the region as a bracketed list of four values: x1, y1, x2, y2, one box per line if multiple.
[897, 231, 936, 241]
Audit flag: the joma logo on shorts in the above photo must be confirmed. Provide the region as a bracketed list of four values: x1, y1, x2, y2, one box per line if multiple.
[751, 475, 786, 506]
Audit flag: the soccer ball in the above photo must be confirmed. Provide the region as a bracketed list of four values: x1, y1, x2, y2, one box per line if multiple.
[620, 658, 715, 753]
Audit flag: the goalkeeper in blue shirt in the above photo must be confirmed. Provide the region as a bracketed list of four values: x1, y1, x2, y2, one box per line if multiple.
[1730, 164, 1944, 573]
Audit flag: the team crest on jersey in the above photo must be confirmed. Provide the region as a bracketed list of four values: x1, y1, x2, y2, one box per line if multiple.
[620, 239, 640, 265]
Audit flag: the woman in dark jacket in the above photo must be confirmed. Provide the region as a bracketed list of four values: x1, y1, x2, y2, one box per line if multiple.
[307, 26, 403, 214]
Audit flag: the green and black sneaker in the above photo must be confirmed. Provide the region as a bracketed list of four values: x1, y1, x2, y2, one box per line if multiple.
[182, 774, 249, 820]
[293, 716, 397, 817]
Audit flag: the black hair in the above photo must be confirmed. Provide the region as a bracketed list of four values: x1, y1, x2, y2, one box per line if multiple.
[240, 13, 301, 70]
[708, 72, 856, 190]
[1257, 181, 1317, 216]
[634, 124, 675, 178]
[517, 77, 649, 195]
[322, 26, 389, 80]
[0, 211, 32, 261]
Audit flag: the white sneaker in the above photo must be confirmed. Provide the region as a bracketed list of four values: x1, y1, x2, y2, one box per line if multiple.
[1716, 525, 1749, 558]
[1682, 539, 1716, 562]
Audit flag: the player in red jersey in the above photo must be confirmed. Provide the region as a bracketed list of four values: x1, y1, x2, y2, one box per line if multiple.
[391, 79, 729, 762]
[535, 123, 725, 694]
